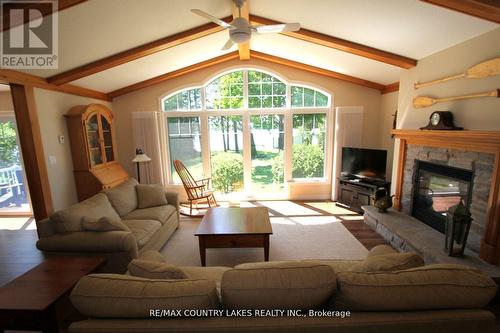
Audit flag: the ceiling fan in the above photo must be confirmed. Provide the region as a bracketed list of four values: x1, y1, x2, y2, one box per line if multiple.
[191, 0, 301, 50]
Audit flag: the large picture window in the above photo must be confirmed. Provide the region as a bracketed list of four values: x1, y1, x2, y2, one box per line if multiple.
[161, 69, 331, 199]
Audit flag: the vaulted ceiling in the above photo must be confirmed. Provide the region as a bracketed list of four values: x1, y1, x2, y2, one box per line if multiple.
[10, 0, 500, 98]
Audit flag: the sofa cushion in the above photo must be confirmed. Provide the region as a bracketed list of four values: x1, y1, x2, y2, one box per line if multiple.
[222, 261, 336, 310]
[70, 274, 220, 318]
[51, 193, 120, 233]
[297, 259, 361, 273]
[349, 252, 424, 272]
[367, 244, 397, 257]
[333, 264, 497, 311]
[82, 216, 130, 232]
[122, 220, 161, 248]
[123, 205, 176, 225]
[136, 184, 168, 209]
[128, 259, 188, 279]
[139, 250, 167, 262]
[104, 178, 139, 217]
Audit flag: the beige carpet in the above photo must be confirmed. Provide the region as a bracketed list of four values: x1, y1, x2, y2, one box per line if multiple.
[161, 202, 368, 267]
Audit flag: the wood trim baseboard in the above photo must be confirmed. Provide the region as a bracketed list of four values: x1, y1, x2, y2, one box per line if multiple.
[0, 69, 110, 101]
[10, 84, 53, 222]
[391, 129, 500, 264]
[250, 15, 417, 69]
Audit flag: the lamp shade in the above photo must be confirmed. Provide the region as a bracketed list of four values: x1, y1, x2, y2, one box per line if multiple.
[132, 148, 151, 163]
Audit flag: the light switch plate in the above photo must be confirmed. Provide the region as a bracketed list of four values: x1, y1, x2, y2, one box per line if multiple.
[49, 156, 57, 165]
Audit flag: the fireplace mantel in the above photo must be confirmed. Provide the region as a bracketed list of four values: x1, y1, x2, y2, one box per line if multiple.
[391, 129, 500, 264]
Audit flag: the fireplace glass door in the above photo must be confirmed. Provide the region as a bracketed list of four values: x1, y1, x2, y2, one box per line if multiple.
[411, 160, 473, 233]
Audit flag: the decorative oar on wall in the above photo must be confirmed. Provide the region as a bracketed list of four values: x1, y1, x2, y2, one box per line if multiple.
[414, 58, 500, 89]
[413, 89, 499, 108]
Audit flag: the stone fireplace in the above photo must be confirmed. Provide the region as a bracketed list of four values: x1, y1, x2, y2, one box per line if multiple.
[392, 130, 500, 265]
[401, 147, 492, 253]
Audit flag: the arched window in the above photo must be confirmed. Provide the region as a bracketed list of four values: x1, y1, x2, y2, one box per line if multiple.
[162, 87, 201, 111]
[160, 68, 332, 199]
[248, 70, 286, 108]
[291, 85, 329, 108]
[205, 71, 244, 110]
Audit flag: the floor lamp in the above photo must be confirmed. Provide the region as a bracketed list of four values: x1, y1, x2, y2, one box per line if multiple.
[132, 148, 151, 183]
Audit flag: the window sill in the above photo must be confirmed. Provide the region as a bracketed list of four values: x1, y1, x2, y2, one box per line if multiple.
[287, 179, 329, 184]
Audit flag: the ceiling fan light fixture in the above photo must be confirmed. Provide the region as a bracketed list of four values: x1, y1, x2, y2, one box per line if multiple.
[230, 31, 251, 43]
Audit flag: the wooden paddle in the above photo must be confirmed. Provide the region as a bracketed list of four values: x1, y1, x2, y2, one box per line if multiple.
[413, 89, 499, 108]
[414, 58, 500, 89]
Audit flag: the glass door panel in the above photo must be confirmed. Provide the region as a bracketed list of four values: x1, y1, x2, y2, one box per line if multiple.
[167, 117, 203, 183]
[0, 117, 31, 214]
[100, 115, 114, 162]
[250, 115, 285, 195]
[208, 116, 243, 198]
[86, 114, 102, 167]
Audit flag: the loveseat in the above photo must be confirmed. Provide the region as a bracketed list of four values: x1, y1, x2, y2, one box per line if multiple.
[36, 178, 179, 272]
[68, 245, 497, 333]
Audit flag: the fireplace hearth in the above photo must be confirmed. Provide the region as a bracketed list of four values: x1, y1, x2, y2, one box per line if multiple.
[411, 160, 473, 234]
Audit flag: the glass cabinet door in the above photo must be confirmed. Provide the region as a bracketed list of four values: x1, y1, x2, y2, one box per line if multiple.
[100, 115, 114, 163]
[86, 114, 103, 167]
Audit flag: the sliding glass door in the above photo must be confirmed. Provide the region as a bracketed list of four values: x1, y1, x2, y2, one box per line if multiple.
[250, 114, 285, 195]
[0, 114, 31, 215]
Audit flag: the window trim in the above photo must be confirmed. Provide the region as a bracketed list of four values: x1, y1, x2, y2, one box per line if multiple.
[159, 66, 334, 197]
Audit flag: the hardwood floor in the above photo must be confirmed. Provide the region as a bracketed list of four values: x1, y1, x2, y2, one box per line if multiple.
[0, 229, 46, 287]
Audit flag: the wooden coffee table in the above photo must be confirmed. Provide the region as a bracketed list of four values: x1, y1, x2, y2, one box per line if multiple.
[195, 207, 273, 266]
[0, 256, 106, 333]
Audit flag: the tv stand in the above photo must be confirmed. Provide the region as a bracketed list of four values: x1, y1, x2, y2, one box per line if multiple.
[337, 177, 390, 214]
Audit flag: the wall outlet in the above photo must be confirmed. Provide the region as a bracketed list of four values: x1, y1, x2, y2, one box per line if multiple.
[58, 135, 65, 144]
[49, 156, 57, 165]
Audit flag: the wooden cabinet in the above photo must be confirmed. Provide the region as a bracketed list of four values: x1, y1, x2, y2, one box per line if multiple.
[337, 178, 390, 214]
[66, 104, 128, 201]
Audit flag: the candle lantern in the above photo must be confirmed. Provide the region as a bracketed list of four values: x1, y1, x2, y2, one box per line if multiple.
[444, 200, 472, 257]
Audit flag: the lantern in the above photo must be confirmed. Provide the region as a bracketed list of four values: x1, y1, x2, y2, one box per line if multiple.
[444, 200, 472, 257]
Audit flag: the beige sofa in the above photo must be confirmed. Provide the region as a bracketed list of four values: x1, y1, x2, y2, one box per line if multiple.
[68, 246, 497, 333]
[36, 178, 179, 272]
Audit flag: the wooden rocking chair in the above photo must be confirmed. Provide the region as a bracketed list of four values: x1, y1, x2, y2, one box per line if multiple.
[173, 160, 218, 216]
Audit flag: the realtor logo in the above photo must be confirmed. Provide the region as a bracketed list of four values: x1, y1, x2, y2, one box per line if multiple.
[1, 0, 58, 69]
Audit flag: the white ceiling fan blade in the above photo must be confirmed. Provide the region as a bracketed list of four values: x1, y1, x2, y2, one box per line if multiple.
[221, 38, 234, 50]
[191, 9, 233, 29]
[254, 23, 301, 34]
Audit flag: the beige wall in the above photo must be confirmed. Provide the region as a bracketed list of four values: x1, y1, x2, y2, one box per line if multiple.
[380, 91, 398, 179]
[33, 88, 112, 211]
[391, 27, 500, 192]
[112, 57, 385, 199]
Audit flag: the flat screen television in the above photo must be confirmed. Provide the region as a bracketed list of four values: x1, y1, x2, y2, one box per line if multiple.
[341, 147, 387, 181]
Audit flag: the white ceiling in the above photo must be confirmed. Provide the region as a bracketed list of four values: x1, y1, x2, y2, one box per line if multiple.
[11, 0, 499, 93]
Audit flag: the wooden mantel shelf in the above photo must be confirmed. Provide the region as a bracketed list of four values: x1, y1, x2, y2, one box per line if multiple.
[391, 129, 500, 152]
[391, 128, 500, 265]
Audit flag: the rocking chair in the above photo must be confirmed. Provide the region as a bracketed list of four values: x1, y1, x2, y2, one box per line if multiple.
[173, 160, 218, 216]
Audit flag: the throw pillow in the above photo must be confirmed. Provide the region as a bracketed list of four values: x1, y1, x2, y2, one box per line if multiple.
[136, 184, 168, 209]
[349, 252, 424, 272]
[81, 216, 130, 232]
[128, 259, 188, 279]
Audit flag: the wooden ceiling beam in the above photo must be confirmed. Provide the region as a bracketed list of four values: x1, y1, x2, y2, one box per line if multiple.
[250, 15, 417, 69]
[108, 52, 240, 99]
[250, 50, 386, 91]
[420, 0, 500, 24]
[233, 0, 250, 60]
[109, 50, 388, 99]
[0, 69, 110, 101]
[382, 82, 399, 94]
[47, 16, 233, 85]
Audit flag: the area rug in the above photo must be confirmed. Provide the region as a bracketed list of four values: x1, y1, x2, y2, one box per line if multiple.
[161, 202, 369, 267]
